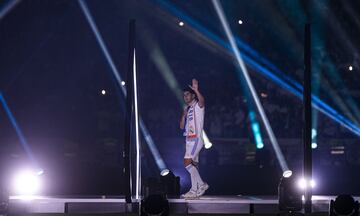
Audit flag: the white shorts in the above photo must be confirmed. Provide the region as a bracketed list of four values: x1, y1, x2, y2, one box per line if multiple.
[184, 137, 204, 163]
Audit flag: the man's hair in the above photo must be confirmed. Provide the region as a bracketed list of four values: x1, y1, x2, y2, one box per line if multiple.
[183, 86, 195, 94]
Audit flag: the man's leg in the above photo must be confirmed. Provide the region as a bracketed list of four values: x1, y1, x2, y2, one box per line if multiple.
[185, 158, 204, 192]
[190, 139, 205, 185]
[184, 158, 198, 192]
[190, 139, 209, 196]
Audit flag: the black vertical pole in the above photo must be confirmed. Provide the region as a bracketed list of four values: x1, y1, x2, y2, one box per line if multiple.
[304, 23, 312, 213]
[124, 19, 136, 204]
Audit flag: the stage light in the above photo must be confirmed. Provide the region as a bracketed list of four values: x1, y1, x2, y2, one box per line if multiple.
[348, 65, 353, 71]
[204, 142, 213, 149]
[141, 194, 169, 216]
[202, 131, 213, 149]
[179, 21, 184, 26]
[160, 171, 180, 196]
[312, 142, 318, 149]
[121, 81, 126, 86]
[101, 90, 106, 95]
[330, 195, 359, 216]
[278, 175, 303, 213]
[160, 169, 170, 176]
[238, 19, 243, 25]
[12, 170, 41, 196]
[283, 170, 292, 178]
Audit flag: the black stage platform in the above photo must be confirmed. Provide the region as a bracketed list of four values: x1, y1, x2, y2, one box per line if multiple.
[8, 195, 355, 214]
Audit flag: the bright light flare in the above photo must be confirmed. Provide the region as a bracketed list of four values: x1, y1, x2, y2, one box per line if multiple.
[298, 178, 306, 189]
[348, 65, 353, 71]
[101, 90, 106, 95]
[238, 20, 243, 25]
[297, 178, 316, 189]
[36, 169, 44, 176]
[179, 21, 184, 26]
[13, 170, 41, 195]
[310, 179, 316, 188]
[301, 195, 315, 201]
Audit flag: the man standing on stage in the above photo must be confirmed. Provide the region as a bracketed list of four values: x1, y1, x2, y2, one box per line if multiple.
[180, 79, 209, 199]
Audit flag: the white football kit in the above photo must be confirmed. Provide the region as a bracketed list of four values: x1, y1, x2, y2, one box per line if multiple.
[183, 100, 204, 163]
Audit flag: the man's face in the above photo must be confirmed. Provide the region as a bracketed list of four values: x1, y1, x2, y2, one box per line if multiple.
[183, 91, 195, 104]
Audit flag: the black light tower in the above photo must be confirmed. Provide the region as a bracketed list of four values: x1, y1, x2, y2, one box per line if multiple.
[303, 23, 312, 213]
[124, 19, 136, 204]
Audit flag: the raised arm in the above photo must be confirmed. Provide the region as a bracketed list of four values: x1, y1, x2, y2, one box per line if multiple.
[189, 79, 205, 108]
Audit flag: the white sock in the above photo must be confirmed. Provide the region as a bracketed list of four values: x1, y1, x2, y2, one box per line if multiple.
[186, 164, 197, 191]
[186, 164, 204, 191]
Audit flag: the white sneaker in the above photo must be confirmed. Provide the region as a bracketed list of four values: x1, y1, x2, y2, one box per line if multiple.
[181, 190, 198, 199]
[196, 183, 209, 197]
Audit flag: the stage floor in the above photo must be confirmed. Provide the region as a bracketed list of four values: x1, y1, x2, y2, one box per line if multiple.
[8, 195, 355, 214]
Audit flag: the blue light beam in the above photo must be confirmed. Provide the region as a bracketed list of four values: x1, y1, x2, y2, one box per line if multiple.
[0, 92, 38, 167]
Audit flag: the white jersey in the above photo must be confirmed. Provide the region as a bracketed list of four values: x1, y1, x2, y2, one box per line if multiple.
[184, 100, 205, 163]
[184, 100, 205, 140]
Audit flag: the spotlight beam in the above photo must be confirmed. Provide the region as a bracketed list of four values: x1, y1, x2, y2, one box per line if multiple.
[77, 0, 169, 177]
[249, 111, 264, 149]
[0, 92, 38, 167]
[212, 0, 289, 172]
[0, 0, 21, 21]
[321, 77, 359, 125]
